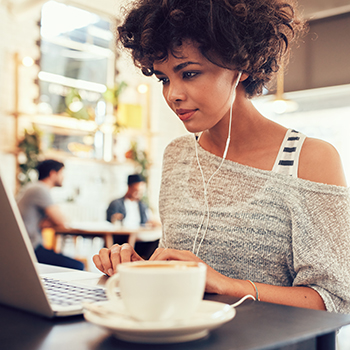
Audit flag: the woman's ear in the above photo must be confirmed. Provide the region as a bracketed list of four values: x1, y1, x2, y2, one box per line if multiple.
[240, 72, 249, 82]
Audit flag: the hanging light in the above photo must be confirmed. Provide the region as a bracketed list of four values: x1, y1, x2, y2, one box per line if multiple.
[271, 63, 298, 114]
[21, 56, 34, 67]
[137, 84, 149, 94]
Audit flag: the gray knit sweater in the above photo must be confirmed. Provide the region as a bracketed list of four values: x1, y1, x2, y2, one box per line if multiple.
[159, 135, 350, 313]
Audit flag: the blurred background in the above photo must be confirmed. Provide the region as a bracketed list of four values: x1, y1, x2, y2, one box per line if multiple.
[0, 0, 349, 271]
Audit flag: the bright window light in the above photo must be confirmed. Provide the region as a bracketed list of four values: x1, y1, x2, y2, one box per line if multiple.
[38, 71, 107, 93]
[41, 1, 99, 39]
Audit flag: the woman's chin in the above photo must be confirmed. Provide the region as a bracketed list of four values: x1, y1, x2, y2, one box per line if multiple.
[182, 123, 206, 135]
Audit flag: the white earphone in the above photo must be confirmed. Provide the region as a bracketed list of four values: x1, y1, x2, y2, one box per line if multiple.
[192, 71, 242, 256]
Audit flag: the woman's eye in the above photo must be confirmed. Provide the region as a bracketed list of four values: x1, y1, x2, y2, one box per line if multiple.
[157, 77, 169, 85]
[183, 72, 198, 79]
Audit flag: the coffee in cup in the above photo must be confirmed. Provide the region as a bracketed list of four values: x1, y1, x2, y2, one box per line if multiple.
[106, 260, 207, 322]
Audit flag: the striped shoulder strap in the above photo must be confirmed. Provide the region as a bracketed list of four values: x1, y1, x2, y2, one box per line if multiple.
[272, 129, 306, 178]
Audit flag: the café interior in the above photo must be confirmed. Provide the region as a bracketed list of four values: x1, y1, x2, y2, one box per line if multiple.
[1, 0, 350, 348]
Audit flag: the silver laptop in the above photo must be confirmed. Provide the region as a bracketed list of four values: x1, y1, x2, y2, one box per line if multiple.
[0, 174, 108, 317]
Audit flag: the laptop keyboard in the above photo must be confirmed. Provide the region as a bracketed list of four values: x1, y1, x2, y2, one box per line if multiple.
[42, 277, 108, 307]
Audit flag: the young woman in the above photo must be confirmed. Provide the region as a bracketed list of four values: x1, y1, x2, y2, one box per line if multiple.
[94, 0, 350, 313]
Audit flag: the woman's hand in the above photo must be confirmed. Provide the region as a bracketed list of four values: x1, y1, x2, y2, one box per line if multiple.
[149, 248, 230, 294]
[93, 243, 143, 276]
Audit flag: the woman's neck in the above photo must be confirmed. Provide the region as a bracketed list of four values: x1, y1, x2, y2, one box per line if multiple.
[199, 99, 261, 155]
[198, 100, 287, 170]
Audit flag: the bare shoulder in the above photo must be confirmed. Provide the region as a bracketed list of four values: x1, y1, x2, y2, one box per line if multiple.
[299, 137, 347, 186]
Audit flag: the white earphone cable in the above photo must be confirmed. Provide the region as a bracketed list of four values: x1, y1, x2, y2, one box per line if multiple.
[230, 294, 256, 308]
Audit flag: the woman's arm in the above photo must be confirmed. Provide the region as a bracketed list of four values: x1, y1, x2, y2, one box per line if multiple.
[149, 248, 326, 311]
[93, 244, 325, 311]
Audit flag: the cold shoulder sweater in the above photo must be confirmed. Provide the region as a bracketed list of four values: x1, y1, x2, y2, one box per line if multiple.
[159, 135, 350, 313]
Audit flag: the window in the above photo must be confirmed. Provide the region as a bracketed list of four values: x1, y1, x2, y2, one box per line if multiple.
[35, 1, 117, 160]
[38, 0, 115, 117]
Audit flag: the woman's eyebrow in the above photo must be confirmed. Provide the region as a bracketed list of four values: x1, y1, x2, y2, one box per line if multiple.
[173, 61, 201, 72]
[153, 61, 201, 76]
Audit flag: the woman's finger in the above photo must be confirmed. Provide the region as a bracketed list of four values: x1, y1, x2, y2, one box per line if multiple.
[109, 244, 123, 273]
[119, 243, 143, 263]
[148, 247, 166, 260]
[92, 254, 104, 274]
[149, 248, 198, 262]
[93, 247, 113, 275]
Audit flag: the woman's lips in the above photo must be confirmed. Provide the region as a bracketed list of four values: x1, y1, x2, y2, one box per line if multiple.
[176, 109, 197, 121]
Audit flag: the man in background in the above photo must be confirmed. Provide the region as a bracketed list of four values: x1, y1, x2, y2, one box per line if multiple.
[107, 174, 149, 227]
[17, 159, 84, 270]
[106, 174, 160, 259]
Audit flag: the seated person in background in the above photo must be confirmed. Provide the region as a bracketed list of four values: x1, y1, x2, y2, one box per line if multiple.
[17, 159, 84, 270]
[107, 174, 149, 228]
[106, 174, 160, 259]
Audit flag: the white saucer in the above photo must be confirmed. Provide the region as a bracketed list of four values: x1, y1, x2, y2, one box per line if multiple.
[84, 300, 236, 344]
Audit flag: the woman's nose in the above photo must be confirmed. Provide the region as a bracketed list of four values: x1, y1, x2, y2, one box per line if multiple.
[166, 83, 186, 103]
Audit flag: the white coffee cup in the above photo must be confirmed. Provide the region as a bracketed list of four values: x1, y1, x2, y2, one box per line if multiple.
[106, 260, 207, 322]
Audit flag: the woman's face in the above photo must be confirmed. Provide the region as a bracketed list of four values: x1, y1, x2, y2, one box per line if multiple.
[153, 41, 240, 134]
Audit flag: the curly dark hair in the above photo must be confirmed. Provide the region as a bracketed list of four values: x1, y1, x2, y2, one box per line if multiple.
[117, 0, 305, 97]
